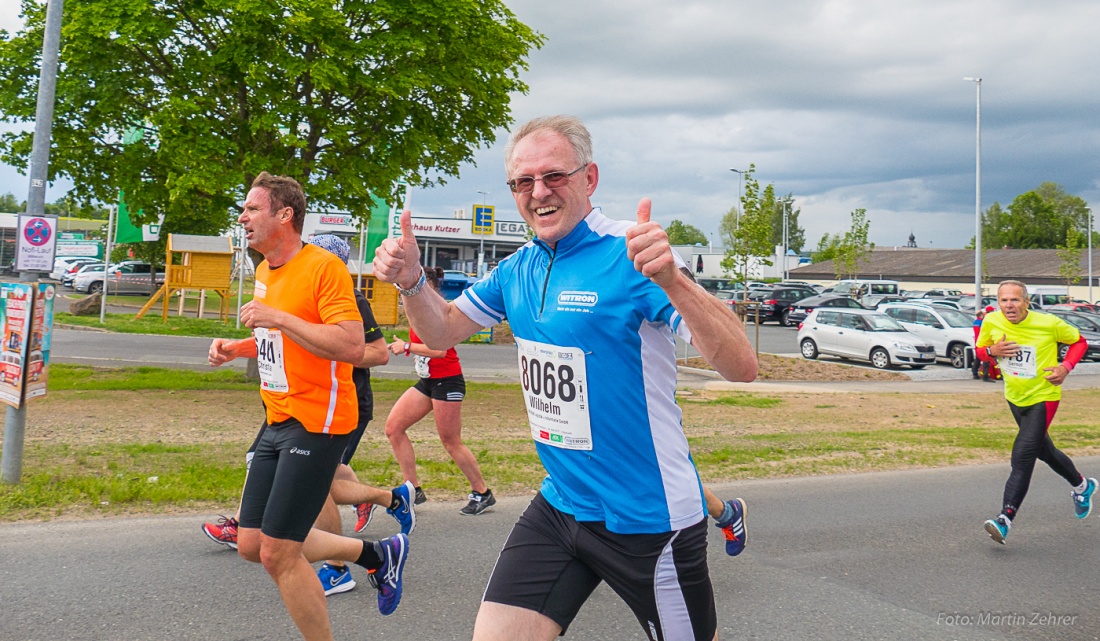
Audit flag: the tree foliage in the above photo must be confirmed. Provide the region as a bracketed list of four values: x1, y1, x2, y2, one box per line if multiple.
[811, 232, 841, 264]
[721, 165, 773, 285]
[980, 182, 1090, 249]
[665, 219, 707, 246]
[832, 208, 873, 280]
[1057, 227, 1084, 287]
[768, 193, 805, 254]
[0, 0, 543, 238]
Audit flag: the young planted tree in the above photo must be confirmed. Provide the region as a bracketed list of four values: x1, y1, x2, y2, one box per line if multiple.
[1057, 227, 1084, 287]
[833, 208, 873, 280]
[720, 165, 773, 287]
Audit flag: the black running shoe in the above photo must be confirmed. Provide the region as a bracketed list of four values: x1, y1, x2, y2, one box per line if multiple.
[460, 489, 496, 515]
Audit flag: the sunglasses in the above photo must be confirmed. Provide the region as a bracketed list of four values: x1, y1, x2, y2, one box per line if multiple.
[507, 164, 587, 194]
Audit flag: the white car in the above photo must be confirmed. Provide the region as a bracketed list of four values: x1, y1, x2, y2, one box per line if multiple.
[797, 308, 937, 369]
[878, 304, 975, 368]
[49, 256, 98, 281]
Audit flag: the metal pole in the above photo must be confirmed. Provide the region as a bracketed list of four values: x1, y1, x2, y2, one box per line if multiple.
[477, 191, 489, 278]
[356, 216, 366, 290]
[99, 203, 116, 323]
[3, 0, 65, 485]
[964, 77, 982, 301]
[782, 199, 790, 280]
[1089, 207, 1093, 303]
[235, 234, 247, 329]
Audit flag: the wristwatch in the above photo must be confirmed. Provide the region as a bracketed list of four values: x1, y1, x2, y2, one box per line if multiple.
[396, 267, 426, 297]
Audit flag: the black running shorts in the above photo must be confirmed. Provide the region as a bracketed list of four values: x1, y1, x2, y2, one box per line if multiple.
[413, 374, 466, 402]
[239, 417, 349, 542]
[483, 493, 716, 640]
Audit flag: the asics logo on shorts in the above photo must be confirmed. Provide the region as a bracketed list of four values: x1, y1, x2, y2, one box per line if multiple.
[290, 447, 311, 456]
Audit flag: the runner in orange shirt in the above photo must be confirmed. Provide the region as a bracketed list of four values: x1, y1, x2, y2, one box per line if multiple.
[208, 173, 409, 640]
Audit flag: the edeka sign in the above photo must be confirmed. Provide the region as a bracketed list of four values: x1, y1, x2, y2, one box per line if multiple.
[495, 220, 529, 237]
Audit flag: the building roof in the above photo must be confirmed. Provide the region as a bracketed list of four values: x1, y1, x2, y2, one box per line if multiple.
[789, 247, 1099, 285]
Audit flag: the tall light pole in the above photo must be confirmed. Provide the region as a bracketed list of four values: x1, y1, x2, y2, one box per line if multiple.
[476, 190, 489, 277]
[964, 77, 982, 301]
[729, 168, 745, 227]
[782, 197, 791, 281]
[1089, 207, 1094, 303]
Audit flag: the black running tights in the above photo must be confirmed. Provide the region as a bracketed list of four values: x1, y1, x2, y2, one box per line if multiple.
[1002, 400, 1083, 518]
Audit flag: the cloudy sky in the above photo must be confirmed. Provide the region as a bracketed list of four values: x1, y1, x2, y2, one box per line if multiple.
[3, 0, 1099, 249]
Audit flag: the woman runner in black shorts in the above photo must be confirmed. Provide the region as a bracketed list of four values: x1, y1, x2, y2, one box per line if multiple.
[385, 267, 495, 515]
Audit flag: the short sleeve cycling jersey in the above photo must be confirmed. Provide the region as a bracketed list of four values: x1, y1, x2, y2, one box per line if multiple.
[455, 208, 701, 535]
[977, 310, 1080, 406]
[254, 244, 361, 434]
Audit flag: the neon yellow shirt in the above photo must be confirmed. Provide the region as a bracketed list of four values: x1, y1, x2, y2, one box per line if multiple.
[977, 310, 1080, 406]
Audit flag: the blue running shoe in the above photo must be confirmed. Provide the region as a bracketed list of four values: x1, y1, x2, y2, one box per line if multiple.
[715, 498, 748, 557]
[984, 515, 1010, 545]
[1073, 477, 1097, 519]
[368, 534, 409, 616]
[317, 563, 356, 596]
[387, 481, 416, 535]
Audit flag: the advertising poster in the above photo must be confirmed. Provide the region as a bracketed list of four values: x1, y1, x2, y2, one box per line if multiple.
[24, 282, 55, 401]
[0, 282, 34, 408]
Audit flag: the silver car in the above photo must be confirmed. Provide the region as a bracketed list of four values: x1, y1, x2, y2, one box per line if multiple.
[797, 308, 937, 369]
[74, 261, 164, 295]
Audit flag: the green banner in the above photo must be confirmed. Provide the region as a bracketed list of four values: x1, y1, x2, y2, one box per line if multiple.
[364, 194, 392, 262]
[116, 191, 162, 243]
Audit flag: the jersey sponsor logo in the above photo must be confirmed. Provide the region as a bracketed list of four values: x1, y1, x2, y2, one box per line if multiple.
[290, 447, 311, 456]
[253, 280, 267, 299]
[557, 291, 598, 307]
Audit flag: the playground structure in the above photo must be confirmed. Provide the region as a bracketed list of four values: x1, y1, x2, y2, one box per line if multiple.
[136, 234, 234, 322]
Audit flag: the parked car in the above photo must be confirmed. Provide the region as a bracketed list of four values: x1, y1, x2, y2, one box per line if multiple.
[901, 290, 927, 299]
[785, 294, 866, 325]
[879, 303, 975, 368]
[697, 278, 741, 294]
[712, 289, 746, 314]
[74, 261, 164, 295]
[62, 262, 105, 287]
[797, 308, 937, 369]
[747, 285, 818, 326]
[929, 299, 966, 311]
[1048, 302, 1100, 314]
[49, 256, 98, 281]
[861, 294, 906, 309]
[921, 288, 964, 298]
[1043, 310, 1100, 361]
[955, 295, 998, 313]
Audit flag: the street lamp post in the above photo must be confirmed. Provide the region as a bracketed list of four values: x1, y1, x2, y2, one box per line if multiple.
[964, 76, 982, 302]
[782, 197, 791, 281]
[476, 190, 489, 277]
[729, 168, 745, 227]
[1089, 207, 1094, 303]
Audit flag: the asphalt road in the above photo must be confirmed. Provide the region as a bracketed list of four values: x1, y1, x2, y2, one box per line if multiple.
[3, 461, 1099, 641]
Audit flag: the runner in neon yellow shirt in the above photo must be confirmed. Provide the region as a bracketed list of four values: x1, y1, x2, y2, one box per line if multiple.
[975, 280, 1096, 544]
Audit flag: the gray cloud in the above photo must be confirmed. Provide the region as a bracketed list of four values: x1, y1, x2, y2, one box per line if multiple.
[3, 0, 1099, 249]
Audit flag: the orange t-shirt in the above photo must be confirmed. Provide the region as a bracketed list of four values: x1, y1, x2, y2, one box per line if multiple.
[253, 244, 361, 434]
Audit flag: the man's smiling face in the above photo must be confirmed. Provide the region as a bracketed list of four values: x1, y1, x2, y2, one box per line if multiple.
[507, 129, 598, 248]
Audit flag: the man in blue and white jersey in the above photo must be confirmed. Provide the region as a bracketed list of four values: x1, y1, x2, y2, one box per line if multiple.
[374, 115, 757, 641]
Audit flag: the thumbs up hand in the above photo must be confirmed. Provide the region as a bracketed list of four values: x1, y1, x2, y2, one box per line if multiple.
[626, 198, 677, 287]
[374, 210, 423, 288]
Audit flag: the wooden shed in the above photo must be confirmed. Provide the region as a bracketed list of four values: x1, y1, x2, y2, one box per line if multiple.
[137, 234, 235, 322]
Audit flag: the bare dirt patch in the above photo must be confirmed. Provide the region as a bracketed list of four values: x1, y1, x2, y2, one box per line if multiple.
[684, 353, 909, 381]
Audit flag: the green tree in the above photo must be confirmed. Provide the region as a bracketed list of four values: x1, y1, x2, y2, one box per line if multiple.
[811, 232, 841, 264]
[0, 192, 22, 212]
[768, 194, 805, 254]
[665, 219, 707, 246]
[833, 208, 873, 280]
[979, 183, 1090, 249]
[721, 165, 773, 286]
[1057, 227, 1084, 287]
[0, 0, 543, 238]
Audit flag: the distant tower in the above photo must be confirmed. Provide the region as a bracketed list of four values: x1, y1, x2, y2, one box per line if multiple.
[906, 232, 917, 248]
